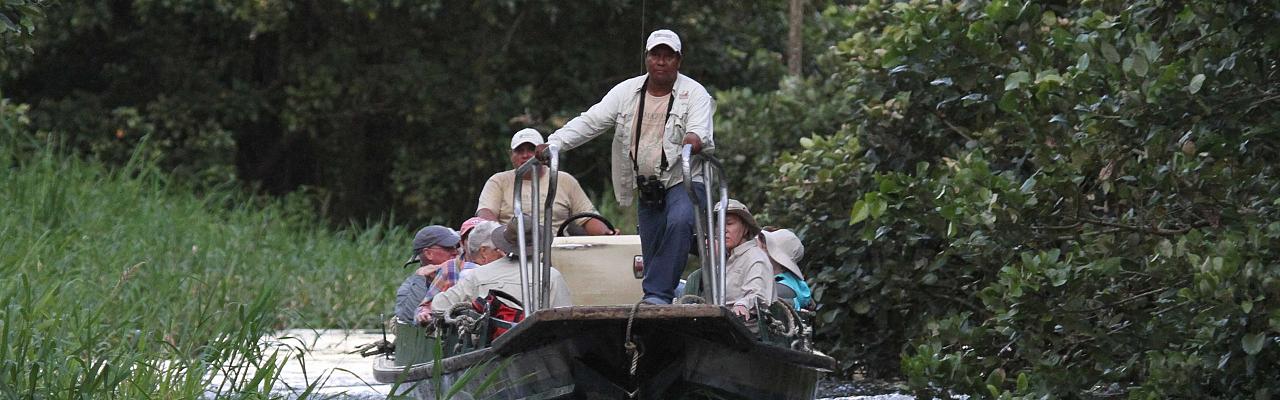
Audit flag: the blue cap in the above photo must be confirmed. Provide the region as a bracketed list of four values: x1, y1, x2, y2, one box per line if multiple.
[412, 225, 460, 254]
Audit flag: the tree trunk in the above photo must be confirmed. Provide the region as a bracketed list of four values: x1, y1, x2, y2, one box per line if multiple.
[787, 0, 804, 76]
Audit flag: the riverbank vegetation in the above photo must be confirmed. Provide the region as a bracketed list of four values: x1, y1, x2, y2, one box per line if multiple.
[1, 104, 405, 397]
[719, 0, 1280, 398]
[4, 0, 1279, 398]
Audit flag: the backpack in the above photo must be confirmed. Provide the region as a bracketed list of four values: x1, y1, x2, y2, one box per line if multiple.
[471, 289, 525, 342]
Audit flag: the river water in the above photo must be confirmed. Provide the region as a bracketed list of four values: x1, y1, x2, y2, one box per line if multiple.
[233, 329, 914, 400]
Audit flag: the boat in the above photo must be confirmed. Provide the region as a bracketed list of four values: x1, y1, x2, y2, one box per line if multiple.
[369, 145, 835, 399]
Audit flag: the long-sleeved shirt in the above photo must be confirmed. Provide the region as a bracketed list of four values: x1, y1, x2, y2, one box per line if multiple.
[431, 256, 573, 315]
[724, 239, 775, 310]
[395, 258, 478, 322]
[547, 72, 716, 205]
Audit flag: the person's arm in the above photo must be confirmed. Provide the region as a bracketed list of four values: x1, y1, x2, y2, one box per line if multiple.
[415, 262, 445, 281]
[394, 276, 424, 322]
[731, 258, 773, 317]
[414, 301, 434, 325]
[429, 273, 475, 319]
[546, 82, 629, 152]
[682, 85, 716, 154]
[475, 173, 504, 221]
[583, 219, 614, 235]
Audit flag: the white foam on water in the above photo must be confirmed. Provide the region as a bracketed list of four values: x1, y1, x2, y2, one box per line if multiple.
[205, 329, 395, 399]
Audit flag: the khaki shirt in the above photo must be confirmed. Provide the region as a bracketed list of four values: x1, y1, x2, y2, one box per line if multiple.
[724, 240, 775, 310]
[548, 73, 716, 205]
[476, 170, 598, 230]
[431, 256, 573, 314]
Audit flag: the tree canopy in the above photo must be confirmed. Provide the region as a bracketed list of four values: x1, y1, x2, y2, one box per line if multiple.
[3, 0, 825, 225]
[716, 0, 1280, 397]
[4, 0, 1280, 398]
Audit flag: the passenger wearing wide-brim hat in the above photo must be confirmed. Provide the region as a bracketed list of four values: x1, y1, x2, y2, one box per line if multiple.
[713, 199, 775, 320]
[489, 213, 539, 257]
[759, 228, 812, 310]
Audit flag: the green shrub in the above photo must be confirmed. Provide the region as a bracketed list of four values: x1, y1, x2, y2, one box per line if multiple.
[722, 0, 1280, 397]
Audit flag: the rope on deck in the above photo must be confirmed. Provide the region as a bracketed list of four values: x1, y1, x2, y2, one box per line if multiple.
[624, 300, 645, 399]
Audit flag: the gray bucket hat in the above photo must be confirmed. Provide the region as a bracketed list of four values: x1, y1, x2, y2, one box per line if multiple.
[714, 199, 761, 239]
[761, 229, 805, 279]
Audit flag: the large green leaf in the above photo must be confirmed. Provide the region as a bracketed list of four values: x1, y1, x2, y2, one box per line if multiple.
[1243, 333, 1267, 355]
[1005, 71, 1030, 91]
[1188, 74, 1206, 94]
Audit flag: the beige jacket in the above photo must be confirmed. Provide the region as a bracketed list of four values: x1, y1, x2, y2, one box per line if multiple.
[431, 256, 572, 313]
[724, 239, 775, 310]
[547, 73, 716, 205]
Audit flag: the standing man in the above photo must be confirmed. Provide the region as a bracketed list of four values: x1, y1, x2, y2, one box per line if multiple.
[541, 29, 715, 305]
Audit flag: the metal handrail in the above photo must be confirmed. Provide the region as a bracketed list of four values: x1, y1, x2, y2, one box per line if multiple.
[680, 144, 728, 306]
[512, 144, 560, 317]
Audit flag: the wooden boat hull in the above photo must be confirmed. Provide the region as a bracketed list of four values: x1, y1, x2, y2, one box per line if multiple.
[373, 305, 835, 400]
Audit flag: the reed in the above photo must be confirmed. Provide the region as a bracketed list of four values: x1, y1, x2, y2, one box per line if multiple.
[1, 127, 408, 397]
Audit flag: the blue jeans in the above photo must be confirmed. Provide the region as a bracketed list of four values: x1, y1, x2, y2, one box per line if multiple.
[638, 182, 706, 303]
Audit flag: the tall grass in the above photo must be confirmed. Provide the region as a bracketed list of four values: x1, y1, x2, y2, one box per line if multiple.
[1, 101, 408, 397]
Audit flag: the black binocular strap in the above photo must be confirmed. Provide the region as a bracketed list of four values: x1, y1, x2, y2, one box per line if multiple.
[631, 80, 676, 176]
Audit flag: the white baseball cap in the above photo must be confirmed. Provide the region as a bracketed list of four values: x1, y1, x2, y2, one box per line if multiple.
[645, 29, 682, 54]
[509, 128, 544, 149]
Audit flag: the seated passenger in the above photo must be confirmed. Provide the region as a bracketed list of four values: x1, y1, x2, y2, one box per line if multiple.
[420, 215, 573, 323]
[476, 128, 614, 236]
[416, 220, 505, 325]
[411, 217, 487, 321]
[715, 199, 775, 320]
[759, 228, 813, 310]
[394, 225, 460, 323]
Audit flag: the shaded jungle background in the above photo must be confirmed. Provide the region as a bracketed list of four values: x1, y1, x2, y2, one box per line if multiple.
[3, 0, 1279, 398]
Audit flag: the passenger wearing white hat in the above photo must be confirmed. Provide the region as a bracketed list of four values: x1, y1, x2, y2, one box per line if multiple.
[542, 29, 717, 305]
[759, 228, 812, 310]
[476, 128, 613, 235]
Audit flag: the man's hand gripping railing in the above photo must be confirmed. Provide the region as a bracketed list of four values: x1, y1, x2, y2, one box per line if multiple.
[680, 144, 728, 306]
[513, 144, 559, 317]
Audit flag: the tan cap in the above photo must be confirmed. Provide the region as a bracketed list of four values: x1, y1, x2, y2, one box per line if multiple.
[714, 199, 760, 239]
[761, 229, 805, 279]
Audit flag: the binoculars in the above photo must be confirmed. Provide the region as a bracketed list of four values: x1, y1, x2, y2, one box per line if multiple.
[636, 174, 666, 209]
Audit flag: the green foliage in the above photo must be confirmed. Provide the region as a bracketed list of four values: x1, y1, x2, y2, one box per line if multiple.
[1, 108, 408, 397]
[0, 0, 44, 76]
[715, 4, 866, 212]
[2, 0, 826, 226]
[721, 0, 1280, 397]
